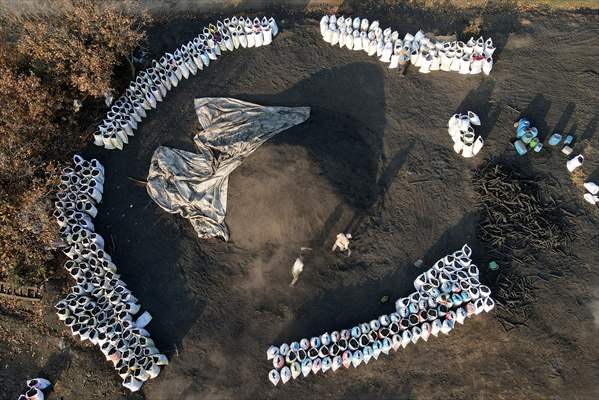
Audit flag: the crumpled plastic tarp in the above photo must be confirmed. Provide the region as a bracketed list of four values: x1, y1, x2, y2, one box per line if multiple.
[147, 97, 311, 240]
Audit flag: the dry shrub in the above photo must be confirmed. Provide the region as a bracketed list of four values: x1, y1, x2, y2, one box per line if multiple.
[0, 0, 150, 285]
[15, 0, 149, 98]
[0, 68, 64, 285]
[0, 178, 59, 286]
[569, 168, 585, 189]
[0, 67, 62, 191]
[463, 16, 482, 37]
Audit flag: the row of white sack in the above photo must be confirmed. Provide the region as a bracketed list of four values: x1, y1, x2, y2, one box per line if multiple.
[54, 156, 105, 251]
[53, 155, 166, 392]
[94, 16, 279, 150]
[267, 245, 493, 385]
[267, 296, 494, 385]
[269, 290, 493, 363]
[272, 245, 486, 361]
[54, 161, 104, 234]
[320, 15, 494, 74]
[267, 285, 491, 376]
[321, 15, 495, 58]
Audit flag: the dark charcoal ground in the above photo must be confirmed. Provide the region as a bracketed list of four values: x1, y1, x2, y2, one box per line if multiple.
[2, 6, 599, 400]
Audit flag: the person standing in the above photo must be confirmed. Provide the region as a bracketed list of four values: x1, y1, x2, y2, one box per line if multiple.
[332, 233, 352, 257]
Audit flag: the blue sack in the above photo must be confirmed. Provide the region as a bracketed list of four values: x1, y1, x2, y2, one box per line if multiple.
[548, 133, 562, 145]
[518, 118, 530, 129]
[522, 131, 535, 144]
[516, 118, 530, 138]
[530, 127, 538, 138]
[534, 143, 543, 152]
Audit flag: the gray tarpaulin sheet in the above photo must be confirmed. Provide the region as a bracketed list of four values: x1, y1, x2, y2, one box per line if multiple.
[146, 98, 310, 240]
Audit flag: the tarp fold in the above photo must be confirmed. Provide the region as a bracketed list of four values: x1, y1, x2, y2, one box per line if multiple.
[147, 97, 310, 240]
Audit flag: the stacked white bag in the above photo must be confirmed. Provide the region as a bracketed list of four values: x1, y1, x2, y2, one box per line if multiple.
[448, 112, 484, 158]
[16, 378, 52, 400]
[415, 36, 495, 75]
[53, 155, 167, 392]
[583, 181, 599, 205]
[320, 15, 407, 70]
[320, 15, 495, 75]
[265, 244, 494, 385]
[94, 16, 279, 150]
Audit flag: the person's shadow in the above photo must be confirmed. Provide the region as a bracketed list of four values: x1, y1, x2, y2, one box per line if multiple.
[236, 61, 413, 248]
[455, 80, 501, 140]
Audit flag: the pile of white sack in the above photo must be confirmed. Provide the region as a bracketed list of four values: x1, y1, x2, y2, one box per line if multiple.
[320, 15, 495, 75]
[448, 112, 484, 158]
[53, 155, 167, 392]
[94, 16, 278, 150]
[583, 181, 599, 205]
[266, 244, 494, 385]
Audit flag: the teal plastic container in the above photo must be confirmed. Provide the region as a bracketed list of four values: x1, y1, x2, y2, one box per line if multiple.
[549, 133, 562, 145]
[522, 131, 535, 144]
[516, 118, 530, 138]
[515, 140, 528, 155]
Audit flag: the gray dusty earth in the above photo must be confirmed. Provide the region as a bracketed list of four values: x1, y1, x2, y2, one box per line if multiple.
[2, 5, 599, 400]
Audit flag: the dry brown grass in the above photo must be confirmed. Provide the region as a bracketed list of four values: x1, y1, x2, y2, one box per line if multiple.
[0, 181, 59, 286]
[361, 0, 599, 10]
[463, 16, 483, 36]
[517, 0, 599, 9]
[0, 68, 62, 189]
[12, 0, 149, 98]
[0, 0, 149, 285]
[570, 168, 586, 190]
[431, 0, 599, 9]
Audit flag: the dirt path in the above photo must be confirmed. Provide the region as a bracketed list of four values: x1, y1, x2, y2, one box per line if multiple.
[2, 7, 599, 400]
